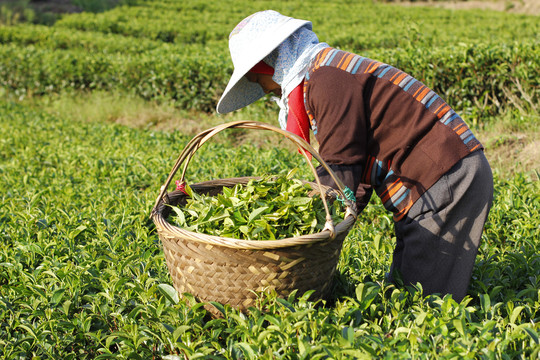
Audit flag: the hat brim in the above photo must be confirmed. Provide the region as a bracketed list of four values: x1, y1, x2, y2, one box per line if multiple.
[216, 18, 311, 114]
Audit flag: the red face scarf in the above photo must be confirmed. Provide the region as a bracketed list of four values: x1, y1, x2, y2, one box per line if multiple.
[249, 60, 275, 75]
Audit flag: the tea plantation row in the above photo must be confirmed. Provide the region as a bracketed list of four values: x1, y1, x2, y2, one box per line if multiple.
[52, 0, 540, 47]
[0, 0, 538, 118]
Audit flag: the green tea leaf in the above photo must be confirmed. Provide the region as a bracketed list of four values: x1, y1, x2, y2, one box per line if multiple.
[519, 325, 539, 344]
[169, 205, 186, 226]
[248, 206, 269, 223]
[157, 284, 179, 305]
[183, 183, 193, 197]
[172, 325, 191, 342]
[510, 306, 525, 324]
[51, 288, 65, 305]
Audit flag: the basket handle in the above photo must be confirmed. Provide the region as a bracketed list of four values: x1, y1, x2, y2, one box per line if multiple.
[151, 120, 357, 238]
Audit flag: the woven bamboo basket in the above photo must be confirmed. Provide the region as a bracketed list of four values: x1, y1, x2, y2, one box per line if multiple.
[151, 121, 357, 315]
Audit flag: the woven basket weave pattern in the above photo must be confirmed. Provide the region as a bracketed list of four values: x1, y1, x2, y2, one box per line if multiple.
[160, 229, 345, 309]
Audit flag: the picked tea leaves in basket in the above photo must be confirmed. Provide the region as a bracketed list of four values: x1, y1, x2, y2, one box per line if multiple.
[168, 170, 345, 241]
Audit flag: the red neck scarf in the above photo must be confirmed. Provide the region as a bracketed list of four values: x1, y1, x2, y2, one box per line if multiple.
[250, 61, 311, 152]
[286, 81, 310, 146]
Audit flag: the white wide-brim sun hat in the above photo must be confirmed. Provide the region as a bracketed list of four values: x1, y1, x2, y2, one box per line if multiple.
[216, 10, 311, 114]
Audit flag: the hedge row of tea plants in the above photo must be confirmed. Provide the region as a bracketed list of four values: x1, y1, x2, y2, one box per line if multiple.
[0, 24, 166, 53]
[0, 100, 538, 358]
[52, 0, 539, 47]
[0, 40, 537, 119]
[0, 42, 229, 112]
[0, 0, 538, 120]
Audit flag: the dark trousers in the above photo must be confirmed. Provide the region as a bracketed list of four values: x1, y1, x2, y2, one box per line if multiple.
[318, 150, 493, 302]
[391, 150, 493, 302]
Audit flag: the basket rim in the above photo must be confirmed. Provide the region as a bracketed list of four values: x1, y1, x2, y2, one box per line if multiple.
[152, 177, 356, 250]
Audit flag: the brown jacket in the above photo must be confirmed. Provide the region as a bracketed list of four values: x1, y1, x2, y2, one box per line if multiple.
[304, 48, 483, 221]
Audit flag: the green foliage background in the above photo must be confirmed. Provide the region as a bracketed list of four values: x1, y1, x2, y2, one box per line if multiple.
[1, 0, 538, 120]
[0, 0, 539, 358]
